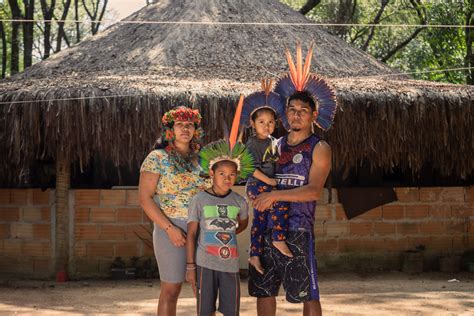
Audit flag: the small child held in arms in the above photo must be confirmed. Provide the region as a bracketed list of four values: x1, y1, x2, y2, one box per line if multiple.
[186, 138, 254, 316]
[241, 81, 292, 275]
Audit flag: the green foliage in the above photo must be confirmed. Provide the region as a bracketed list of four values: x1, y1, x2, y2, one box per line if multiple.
[281, 0, 471, 84]
[1, 1, 471, 85]
[0, 0, 109, 77]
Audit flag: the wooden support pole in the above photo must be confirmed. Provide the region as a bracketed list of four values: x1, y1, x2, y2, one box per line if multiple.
[55, 150, 70, 280]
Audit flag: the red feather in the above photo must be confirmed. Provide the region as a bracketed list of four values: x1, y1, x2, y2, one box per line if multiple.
[229, 95, 244, 150]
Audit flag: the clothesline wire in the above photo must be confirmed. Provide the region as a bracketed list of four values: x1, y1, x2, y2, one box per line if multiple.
[0, 18, 473, 29]
[352, 66, 473, 79]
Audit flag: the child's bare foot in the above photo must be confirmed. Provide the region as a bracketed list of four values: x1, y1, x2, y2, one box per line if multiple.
[248, 256, 265, 274]
[272, 241, 293, 257]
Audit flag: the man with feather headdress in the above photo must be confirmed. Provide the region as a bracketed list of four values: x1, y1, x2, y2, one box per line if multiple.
[248, 43, 337, 316]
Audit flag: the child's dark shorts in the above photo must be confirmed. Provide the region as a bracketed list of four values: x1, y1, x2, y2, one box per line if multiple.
[197, 265, 240, 316]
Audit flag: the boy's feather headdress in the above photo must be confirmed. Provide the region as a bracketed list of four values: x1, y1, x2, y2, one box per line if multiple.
[200, 95, 255, 180]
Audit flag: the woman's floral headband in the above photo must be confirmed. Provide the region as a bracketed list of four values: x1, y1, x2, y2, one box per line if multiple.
[162, 107, 202, 127]
[161, 107, 204, 146]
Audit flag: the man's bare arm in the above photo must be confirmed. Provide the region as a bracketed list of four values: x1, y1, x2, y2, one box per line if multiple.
[253, 141, 331, 211]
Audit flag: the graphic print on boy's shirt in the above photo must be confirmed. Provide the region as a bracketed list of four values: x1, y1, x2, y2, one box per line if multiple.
[188, 191, 248, 273]
[202, 204, 239, 259]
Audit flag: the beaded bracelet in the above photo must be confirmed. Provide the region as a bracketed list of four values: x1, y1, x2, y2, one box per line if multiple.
[164, 223, 172, 232]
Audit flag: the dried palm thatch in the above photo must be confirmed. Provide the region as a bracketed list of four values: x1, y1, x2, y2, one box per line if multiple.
[14, 0, 395, 80]
[0, 0, 473, 185]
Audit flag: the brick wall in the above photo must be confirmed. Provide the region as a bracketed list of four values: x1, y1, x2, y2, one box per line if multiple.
[314, 187, 474, 270]
[0, 189, 53, 277]
[73, 190, 154, 277]
[0, 187, 472, 278]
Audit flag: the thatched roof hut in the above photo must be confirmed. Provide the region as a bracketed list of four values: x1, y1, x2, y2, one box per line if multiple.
[1, 0, 473, 183]
[1, 0, 472, 277]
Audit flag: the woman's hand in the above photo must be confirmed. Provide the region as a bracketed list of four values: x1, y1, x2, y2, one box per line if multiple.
[166, 225, 186, 247]
[185, 265, 197, 297]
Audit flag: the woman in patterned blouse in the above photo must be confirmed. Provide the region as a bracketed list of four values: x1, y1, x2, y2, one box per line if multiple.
[139, 107, 208, 315]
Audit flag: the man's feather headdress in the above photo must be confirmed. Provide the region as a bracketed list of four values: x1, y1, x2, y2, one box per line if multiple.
[275, 43, 337, 131]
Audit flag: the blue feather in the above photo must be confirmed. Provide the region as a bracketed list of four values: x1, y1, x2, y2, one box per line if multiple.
[274, 76, 296, 99]
[305, 76, 337, 131]
[275, 74, 337, 131]
[240, 90, 287, 130]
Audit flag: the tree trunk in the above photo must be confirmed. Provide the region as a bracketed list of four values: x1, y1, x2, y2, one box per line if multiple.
[56, 0, 72, 52]
[333, 0, 358, 39]
[23, 0, 35, 68]
[380, 0, 427, 62]
[82, 0, 109, 35]
[465, 0, 473, 85]
[8, 0, 22, 75]
[43, 24, 52, 59]
[299, 0, 321, 15]
[93, 0, 108, 34]
[361, 0, 389, 51]
[0, 21, 6, 78]
[75, 0, 80, 43]
[40, 0, 56, 59]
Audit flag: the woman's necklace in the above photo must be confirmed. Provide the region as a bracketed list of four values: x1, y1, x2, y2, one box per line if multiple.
[166, 144, 196, 172]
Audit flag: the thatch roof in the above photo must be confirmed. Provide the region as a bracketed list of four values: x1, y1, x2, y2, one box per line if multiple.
[12, 0, 395, 79]
[0, 0, 473, 184]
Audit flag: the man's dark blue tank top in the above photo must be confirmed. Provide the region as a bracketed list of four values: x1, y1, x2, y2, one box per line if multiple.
[274, 134, 320, 231]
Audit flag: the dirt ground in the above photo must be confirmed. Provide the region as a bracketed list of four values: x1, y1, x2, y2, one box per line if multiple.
[0, 271, 473, 315]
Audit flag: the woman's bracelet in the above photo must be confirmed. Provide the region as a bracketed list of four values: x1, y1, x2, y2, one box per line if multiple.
[164, 223, 173, 232]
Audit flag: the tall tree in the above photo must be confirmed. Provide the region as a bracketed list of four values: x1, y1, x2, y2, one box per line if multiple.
[282, 0, 468, 84]
[0, 3, 7, 78]
[0, 20, 6, 78]
[332, 0, 358, 39]
[0, 0, 111, 76]
[40, 0, 56, 59]
[7, 0, 22, 74]
[74, 0, 80, 43]
[380, 0, 427, 62]
[56, 0, 72, 52]
[299, 0, 321, 15]
[23, 0, 35, 68]
[465, 0, 473, 84]
[361, 0, 389, 51]
[81, 0, 108, 35]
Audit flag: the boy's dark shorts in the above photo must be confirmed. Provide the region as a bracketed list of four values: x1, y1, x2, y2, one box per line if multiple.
[197, 265, 240, 316]
[248, 230, 320, 303]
